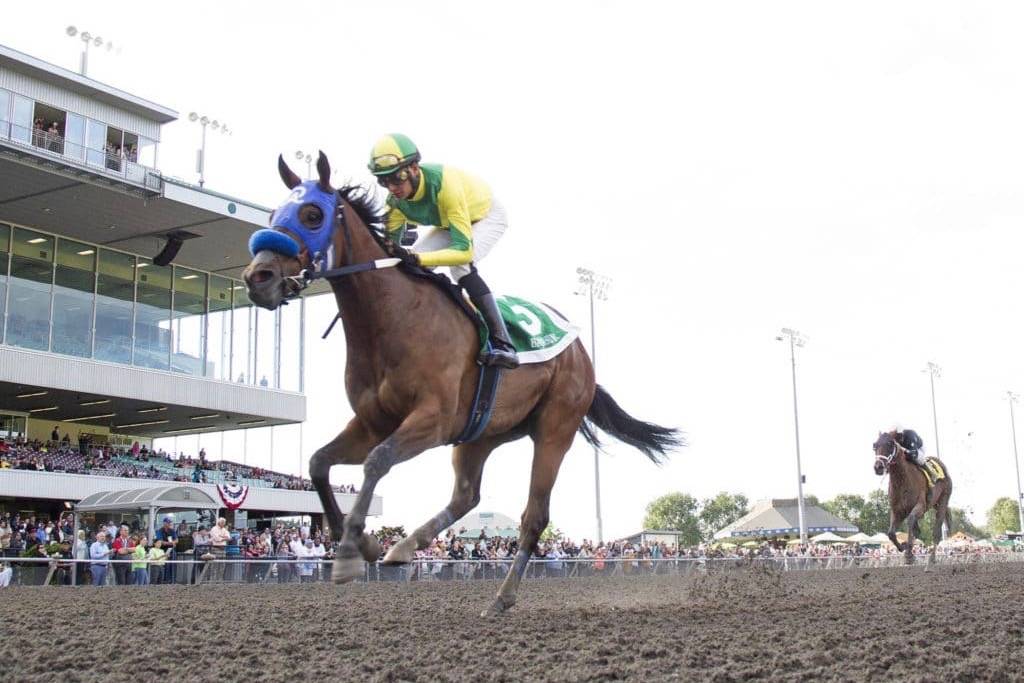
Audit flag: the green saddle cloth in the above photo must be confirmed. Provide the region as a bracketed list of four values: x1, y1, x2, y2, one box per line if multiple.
[485, 295, 580, 365]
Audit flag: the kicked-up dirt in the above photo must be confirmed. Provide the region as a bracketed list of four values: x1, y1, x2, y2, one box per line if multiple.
[2, 561, 1022, 682]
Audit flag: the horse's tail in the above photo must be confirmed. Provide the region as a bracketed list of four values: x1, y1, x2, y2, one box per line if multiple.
[578, 384, 684, 464]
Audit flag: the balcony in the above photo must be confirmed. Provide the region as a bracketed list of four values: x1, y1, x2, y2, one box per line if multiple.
[0, 119, 161, 194]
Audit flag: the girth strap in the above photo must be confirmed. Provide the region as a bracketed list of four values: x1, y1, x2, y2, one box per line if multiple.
[452, 346, 503, 445]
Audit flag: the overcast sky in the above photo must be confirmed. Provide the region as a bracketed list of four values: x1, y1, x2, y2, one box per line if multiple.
[5, 2, 1024, 540]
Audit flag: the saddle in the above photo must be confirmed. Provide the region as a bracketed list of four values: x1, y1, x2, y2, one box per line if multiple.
[917, 458, 946, 489]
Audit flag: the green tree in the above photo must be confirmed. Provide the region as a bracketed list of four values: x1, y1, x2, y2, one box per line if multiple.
[822, 494, 866, 531]
[698, 492, 749, 540]
[539, 522, 563, 542]
[856, 489, 891, 535]
[643, 492, 701, 546]
[986, 497, 1021, 536]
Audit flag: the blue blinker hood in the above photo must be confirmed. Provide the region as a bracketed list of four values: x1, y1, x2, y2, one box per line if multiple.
[249, 180, 338, 263]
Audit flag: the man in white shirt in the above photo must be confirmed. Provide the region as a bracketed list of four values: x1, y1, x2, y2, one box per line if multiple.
[209, 517, 231, 582]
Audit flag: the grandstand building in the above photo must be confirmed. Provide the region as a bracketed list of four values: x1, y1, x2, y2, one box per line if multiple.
[0, 43, 379, 529]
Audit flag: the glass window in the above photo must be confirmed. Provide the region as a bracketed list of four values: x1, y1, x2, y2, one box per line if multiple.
[95, 249, 135, 364]
[133, 258, 171, 370]
[137, 136, 156, 167]
[254, 307, 276, 389]
[7, 228, 53, 351]
[0, 224, 10, 343]
[51, 239, 95, 358]
[12, 95, 32, 144]
[0, 89, 11, 138]
[0, 414, 26, 440]
[206, 276, 233, 380]
[85, 118, 106, 168]
[64, 113, 86, 162]
[279, 298, 301, 391]
[231, 290, 253, 384]
[171, 267, 206, 376]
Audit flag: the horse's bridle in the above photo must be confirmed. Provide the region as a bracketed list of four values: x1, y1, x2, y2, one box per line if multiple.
[279, 197, 400, 298]
[874, 439, 903, 472]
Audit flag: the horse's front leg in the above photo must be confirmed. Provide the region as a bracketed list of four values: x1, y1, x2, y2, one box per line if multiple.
[383, 438, 497, 565]
[309, 418, 380, 546]
[887, 508, 907, 553]
[904, 503, 926, 565]
[333, 406, 445, 584]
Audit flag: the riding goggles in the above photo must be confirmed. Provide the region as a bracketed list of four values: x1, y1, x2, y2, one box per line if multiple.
[376, 167, 412, 188]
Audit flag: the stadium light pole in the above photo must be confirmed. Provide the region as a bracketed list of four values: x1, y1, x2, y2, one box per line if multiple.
[296, 151, 313, 179]
[576, 267, 611, 545]
[1006, 392, 1024, 536]
[65, 26, 116, 77]
[776, 328, 808, 545]
[922, 362, 942, 458]
[189, 113, 230, 188]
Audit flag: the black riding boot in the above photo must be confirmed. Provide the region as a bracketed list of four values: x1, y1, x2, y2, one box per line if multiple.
[471, 293, 519, 369]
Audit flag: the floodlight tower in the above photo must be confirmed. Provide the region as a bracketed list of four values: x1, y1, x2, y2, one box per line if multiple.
[776, 328, 808, 545]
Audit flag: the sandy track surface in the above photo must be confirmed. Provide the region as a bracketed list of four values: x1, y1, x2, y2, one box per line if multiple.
[3, 562, 1022, 682]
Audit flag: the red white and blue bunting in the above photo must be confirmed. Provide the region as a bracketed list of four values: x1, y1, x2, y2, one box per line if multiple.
[216, 483, 249, 510]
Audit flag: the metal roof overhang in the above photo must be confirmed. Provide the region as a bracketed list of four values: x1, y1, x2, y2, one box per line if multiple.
[0, 346, 304, 436]
[0, 149, 274, 281]
[75, 485, 219, 513]
[0, 44, 177, 124]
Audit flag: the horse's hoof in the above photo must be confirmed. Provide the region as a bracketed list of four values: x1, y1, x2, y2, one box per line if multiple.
[481, 595, 514, 618]
[332, 556, 364, 584]
[358, 534, 382, 563]
[382, 539, 414, 565]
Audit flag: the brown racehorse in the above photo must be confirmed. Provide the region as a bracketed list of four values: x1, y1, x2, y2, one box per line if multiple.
[872, 430, 952, 565]
[243, 153, 682, 615]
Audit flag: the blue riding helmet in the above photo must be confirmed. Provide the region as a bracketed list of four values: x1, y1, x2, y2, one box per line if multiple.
[249, 180, 339, 264]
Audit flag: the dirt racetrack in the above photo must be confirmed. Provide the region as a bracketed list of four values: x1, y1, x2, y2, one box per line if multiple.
[3, 561, 1023, 682]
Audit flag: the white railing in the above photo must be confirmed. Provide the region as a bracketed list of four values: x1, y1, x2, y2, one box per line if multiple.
[4, 550, 1021, 588]
[0, 120, 159, 190]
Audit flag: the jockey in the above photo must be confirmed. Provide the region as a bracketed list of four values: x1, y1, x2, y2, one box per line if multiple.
[896, 428, 926, 466]
[368, 133, 519, 369]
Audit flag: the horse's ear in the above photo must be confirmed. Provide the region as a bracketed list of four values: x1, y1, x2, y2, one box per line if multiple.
[278, 155, 301, 189]
[316, 151, 332, 192]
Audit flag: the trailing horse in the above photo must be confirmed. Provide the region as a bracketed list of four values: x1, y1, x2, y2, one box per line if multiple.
[872, 430, 952, 564]
[243, 152, 683, 615]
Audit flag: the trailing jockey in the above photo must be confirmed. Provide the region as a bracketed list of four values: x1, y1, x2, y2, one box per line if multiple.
[896, 427, 926, 466]
[368, 133, 519, 369]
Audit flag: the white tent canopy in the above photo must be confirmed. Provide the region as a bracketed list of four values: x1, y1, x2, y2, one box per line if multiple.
[845, 532, 873, 543]
[810, 532, 847, 543]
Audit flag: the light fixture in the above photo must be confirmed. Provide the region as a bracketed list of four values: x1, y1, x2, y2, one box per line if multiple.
[79, 399, 110, 406]
[28, 406, 59, 413]
[64, 413, 116, 422]
[113, 419, 170, 429]
[77, 249, 95, 256]
[16, 391, 48, 398]
[28, 238, 47, 244]
[163, 425, 218, 434]
[135, 263, 149, 268]
[136, 406, 167, 413]
[238, 419, 266, 426]
[181, 274, 199, 280]
[189, 413, 219, 421]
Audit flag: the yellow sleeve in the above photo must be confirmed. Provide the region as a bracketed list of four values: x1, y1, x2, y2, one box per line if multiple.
[417, 171, 474, 267]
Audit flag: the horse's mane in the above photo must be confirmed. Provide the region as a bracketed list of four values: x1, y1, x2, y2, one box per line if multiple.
[337, 184, 392, 250]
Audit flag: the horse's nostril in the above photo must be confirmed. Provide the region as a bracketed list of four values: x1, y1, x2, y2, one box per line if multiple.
[250, 269, 275, 285]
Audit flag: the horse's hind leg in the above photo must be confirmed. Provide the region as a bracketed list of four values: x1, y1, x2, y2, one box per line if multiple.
[483, 423, 578, 617]
[383, 439, 497, 565]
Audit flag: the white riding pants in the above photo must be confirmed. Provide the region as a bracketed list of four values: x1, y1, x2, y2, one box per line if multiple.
[412, 198, 508, 281]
